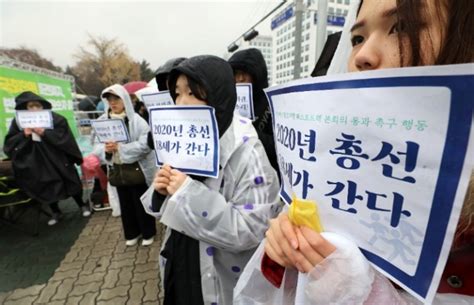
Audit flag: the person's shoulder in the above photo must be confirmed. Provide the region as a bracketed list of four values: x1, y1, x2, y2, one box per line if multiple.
[52, 112, 67, 124]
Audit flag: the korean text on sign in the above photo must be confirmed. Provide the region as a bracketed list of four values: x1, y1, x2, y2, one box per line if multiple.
[266, 64, 474, 304]
[91, 119, 130, 143]
[16, 110, 53, 129]
[235, 83, 254, 120]
[149, 105, 219, 178]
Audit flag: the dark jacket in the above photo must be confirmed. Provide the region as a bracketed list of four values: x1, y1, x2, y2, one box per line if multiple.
[3, 91, 83, 204]
[228, 48, 279, 174]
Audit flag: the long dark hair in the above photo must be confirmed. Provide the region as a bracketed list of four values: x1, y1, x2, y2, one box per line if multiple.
[358, 0, 474, 66]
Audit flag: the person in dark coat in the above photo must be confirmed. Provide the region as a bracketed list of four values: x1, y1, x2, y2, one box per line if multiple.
[228, 48, 280, 176]
[3, 91, 90, 225]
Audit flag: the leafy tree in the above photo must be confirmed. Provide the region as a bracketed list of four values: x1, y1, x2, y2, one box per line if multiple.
[71, 34, 140, 96]
[139, 59, 155, 82]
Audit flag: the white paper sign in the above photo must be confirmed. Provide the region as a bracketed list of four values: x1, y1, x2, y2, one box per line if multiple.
[142, 91, 174, 110]
[149, 106, 219, 178]
[235, 83, 254, 120]
[16, 110, 53, 129]
[90, 119, 130, 143]
[265, 64, 474, 304]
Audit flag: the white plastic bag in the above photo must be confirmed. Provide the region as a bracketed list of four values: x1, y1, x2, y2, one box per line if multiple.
[107, 182, 121, 217]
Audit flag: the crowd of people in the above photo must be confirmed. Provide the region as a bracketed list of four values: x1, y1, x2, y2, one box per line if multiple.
[3, 0, 473, 304]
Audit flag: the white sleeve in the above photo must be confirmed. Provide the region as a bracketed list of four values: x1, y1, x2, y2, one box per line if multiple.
[118, 116, 151, 164]
[303, 232, 411, 305]
[160, 142, 281, 252]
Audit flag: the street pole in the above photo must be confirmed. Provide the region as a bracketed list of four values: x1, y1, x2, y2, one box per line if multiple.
[315, 0, 328, 62]
[293, 0, 304, 79]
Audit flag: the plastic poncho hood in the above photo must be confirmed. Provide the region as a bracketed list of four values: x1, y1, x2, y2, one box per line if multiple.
[101, 84, 136, 120]
[168, 55, 237, 138]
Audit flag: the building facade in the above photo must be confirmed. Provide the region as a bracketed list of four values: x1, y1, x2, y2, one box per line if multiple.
[271, 0, 350, 85]
[240, 35, 273, 85]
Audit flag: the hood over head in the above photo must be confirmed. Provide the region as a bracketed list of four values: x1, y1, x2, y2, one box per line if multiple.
[228, 48, 268, 89]
[155, 57, 187, 91]
[15, 91, 52, 110]
[168, 55, 236, 137]
[100, 84, 136, 120]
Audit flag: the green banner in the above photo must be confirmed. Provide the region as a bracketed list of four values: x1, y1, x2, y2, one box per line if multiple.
[0, 66, 78, 154]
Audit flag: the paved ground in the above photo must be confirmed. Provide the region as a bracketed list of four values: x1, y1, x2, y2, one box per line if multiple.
[0, 209, 164, 305]
[0, 199, 89, 292]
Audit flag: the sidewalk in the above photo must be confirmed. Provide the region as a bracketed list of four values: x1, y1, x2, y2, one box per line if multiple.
[0, 211, 164, 305]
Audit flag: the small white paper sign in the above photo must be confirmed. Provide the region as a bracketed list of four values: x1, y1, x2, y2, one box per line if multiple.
[90, 119, 130, 143]
[266, 64, 474, 304]
[16, 110, 53, 129]
[149, 105, 219, 178]
[235, 83, 254, 120]
[142, 91, 174, 110]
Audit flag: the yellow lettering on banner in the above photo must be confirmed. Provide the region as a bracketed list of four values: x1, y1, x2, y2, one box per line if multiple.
[289, 195, 324, 233]
[0, 76, 38, 95]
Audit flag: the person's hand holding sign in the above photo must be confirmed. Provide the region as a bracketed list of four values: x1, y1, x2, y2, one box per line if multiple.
[154, 164, 172, 196]
[104, 141, 118, 153]
[265, 212, 298, 268]
[33, 128, 45, 136]
[153, 164, 189, 196]
[265, 211, 336, 273]
[167, 168, 188, 195]
[23, 128, 33, 137]
[292, 226, 336, 273]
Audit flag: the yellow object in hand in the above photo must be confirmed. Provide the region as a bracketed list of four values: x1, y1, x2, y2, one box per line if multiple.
[288, 195, 324, 233]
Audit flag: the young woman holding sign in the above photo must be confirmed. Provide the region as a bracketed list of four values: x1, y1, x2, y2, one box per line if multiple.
[144, 55, 281, 305]
[93, 84, 156, 246]
[240, 0, 473, 304]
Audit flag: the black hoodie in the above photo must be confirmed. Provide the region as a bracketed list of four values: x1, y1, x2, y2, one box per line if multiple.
[155, 57, 187, 91]
[168, 55, 237, 138]
[4, 91, 83, 204]
[228, 48, 280, 174]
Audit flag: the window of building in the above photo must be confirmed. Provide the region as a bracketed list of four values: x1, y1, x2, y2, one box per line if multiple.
[336, 8, 342, 15]
[329, 7, 334, 14]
